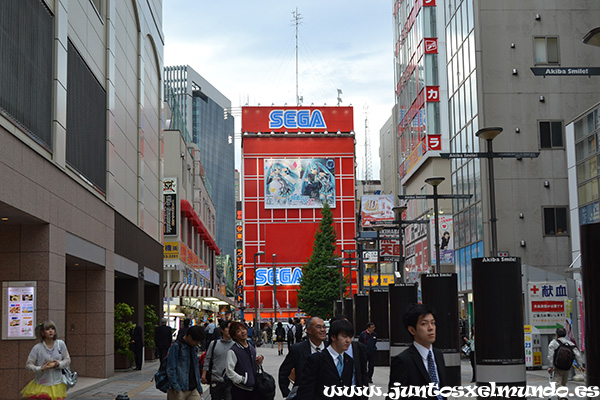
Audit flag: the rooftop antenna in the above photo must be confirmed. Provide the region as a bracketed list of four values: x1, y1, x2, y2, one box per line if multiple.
[364, 104, 373, 180]
[292, 8, 303, 106]
[337, 89, 343, 106]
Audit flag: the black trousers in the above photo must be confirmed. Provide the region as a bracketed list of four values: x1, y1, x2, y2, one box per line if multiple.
[366, 352, 375, 382]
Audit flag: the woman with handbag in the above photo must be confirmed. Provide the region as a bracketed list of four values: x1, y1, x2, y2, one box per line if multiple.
[21, 321, 72, 400]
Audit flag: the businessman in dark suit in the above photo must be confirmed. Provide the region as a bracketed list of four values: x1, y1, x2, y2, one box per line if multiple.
[389, 304, 447, 400]
[278, 316, 327, 398]
[296, 319, 355, 400]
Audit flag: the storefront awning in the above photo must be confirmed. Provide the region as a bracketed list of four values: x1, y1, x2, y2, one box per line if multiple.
[163, 282, 235, 305]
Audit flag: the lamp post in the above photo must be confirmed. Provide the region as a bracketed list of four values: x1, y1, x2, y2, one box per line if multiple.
[393, 205, 407, 283]
[253, 251, 265, 341]
[326, 264, 343, 314]
[272, 253, 277, 322]
[425, 177, 445, 274]
[476, 127, 503, 257]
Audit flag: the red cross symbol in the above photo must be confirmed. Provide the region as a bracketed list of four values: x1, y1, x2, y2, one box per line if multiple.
[530, 285, 539, 294]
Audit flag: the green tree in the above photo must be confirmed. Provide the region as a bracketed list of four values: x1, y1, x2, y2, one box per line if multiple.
[297, 203, 347, 318]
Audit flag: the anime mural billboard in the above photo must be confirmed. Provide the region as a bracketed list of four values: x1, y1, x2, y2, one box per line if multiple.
[264, 158, 336, 208]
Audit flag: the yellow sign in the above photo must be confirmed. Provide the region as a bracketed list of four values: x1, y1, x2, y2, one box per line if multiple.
[164, 241, 179, 259]
[364, 274, 394, 286]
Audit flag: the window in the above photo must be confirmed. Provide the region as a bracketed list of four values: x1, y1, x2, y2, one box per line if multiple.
[543, 207, 568, 236]
[534, 36, 559, 64]
[539, 120, 564, 148]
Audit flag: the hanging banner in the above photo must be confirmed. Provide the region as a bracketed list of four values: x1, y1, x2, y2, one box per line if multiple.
[528, 281, 568, 334]
[361, 195, 394, 227]
[430, 215, 454, 264]
[163, 178, 177, 236]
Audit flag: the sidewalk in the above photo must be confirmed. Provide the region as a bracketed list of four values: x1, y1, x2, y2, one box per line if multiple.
[67, 345, 587, 400]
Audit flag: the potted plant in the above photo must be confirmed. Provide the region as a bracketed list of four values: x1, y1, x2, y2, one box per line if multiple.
[144, 304, 159, 360]
[114, 302, 135, 369]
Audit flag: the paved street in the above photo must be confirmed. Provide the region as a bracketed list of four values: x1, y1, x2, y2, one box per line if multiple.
[67, 344, 587, 400]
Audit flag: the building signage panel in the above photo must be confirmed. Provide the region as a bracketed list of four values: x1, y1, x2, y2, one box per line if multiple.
[423, 0, 436, 5]
[264, 158, 336, 209]
[528, 281, 568, 334]
[425, 86, 440, 102]
[361, 195, 394, 227]
[424, 38, 438, 54]
[242, 106, 353, 133]
[164, 241, 180, 259]
[427, 134, 441, 150]
[430, 215, 454, 264]
[163, 178, 177, 236]
[531, 67, 600, 76]
[364, 274, 394, 287]
[235, 248, 243, 304]
[255, 267, 302, 286]
[362, 251, 378, 263]
[2, 281, 36, 340]
[579, 201, 600, 225]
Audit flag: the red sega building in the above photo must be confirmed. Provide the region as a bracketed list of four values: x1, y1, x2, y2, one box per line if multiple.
[240, 106, 358, 320]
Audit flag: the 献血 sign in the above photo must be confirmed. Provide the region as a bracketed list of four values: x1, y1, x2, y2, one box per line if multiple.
[2, 281, 36, 339]
[527, 281, 567, 334]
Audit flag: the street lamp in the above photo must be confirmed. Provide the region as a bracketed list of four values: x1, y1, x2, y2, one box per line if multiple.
[272, 253, 277, 323]
[393, 205, 407, 283]
[425, 177, 445, 274]
[476, 127, 503, 257]
[253, 251, 265, 341]
[583, 27, 600, 47]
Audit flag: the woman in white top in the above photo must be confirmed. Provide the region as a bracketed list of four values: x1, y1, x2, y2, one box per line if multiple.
[21, 321, 71, 400]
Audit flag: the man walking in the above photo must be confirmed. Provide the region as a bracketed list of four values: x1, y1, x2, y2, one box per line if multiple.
[166, 325, 204, 400]
[155, 318, 173, 362]
[389, 304, 446, 400]
[296, 319, 355, 400]
[359, 322, 377, 383]
[548, 327, 584, 395]
[202, 320, 234, 400]
[278, 316, 327, 398]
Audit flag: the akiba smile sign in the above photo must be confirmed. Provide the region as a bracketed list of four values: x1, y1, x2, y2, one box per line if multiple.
[268, 109, 327, 130]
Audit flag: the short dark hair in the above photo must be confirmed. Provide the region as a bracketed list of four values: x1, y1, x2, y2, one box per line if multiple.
[220, 319, 232, 330]
[366, 322, 375, 329]
[556, 327, 567, 338]
[186, 325, 205, 342]
[329, 319, 354, 341]
[229, 321, 248, 340]
[403, 303, 435, 334]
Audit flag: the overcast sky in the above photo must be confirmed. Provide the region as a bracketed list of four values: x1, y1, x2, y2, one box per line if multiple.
[163, 1, 394, 179]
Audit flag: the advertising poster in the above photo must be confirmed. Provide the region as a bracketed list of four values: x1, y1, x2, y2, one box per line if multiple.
[361, 195, 394, 227]
[2, 282, 36, 339]
[163, 178, 177, 235]
[528, 281, 568, 334]
[430, 215, 454, 264]
[264, 158, 336, 209]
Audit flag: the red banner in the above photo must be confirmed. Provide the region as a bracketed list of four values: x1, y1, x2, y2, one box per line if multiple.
[242, 106, 353, 133]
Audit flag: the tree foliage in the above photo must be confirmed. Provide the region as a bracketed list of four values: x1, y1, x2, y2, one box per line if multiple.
[297, 203, 347, 318]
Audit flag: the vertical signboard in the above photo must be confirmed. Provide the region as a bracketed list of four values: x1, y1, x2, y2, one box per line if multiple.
[430, 215, 454, 264]
[527, 281, 568, 333]
[2, 281, 36, 340]
[163, 178, 177, 236]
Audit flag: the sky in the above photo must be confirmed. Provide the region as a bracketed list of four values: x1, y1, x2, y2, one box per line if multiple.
[162, 1, 395, 180]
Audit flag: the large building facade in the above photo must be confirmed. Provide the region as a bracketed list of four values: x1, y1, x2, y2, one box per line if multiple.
[240, 106, 357, 319]
[0, 0, 164, 396]
[164, 65, 236, 262]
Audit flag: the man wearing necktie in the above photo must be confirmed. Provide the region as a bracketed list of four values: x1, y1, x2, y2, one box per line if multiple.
[389, 304, 447, 400]
[278, 316, 327, 398]
[296, 319, 355, 400]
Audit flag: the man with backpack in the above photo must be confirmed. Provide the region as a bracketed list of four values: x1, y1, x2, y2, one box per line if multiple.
[202, 320, 234, 400]
[547, 327, 585, 392]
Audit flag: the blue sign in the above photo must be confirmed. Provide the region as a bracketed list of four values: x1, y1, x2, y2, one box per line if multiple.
[579, 201, 599, 225]
[255, 267, 302, 286]
[268, 110, 327, 130]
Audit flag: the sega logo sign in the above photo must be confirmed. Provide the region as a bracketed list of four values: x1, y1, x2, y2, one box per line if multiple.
[255, 267, 302, 286]
[268, 110, 327, 130]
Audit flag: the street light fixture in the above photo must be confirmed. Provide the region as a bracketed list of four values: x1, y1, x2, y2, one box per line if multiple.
[583, 27, 600, 47]
[253, 251, 265, 341]
[425, 177, 445, 274]
[272, 253, 277, 323]
[393, 205, 407, 283]
[476, 127, 503, 256]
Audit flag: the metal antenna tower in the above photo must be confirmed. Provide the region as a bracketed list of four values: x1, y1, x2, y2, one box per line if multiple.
[364, 105, 373, 180]
[292, 8, 303, 106]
